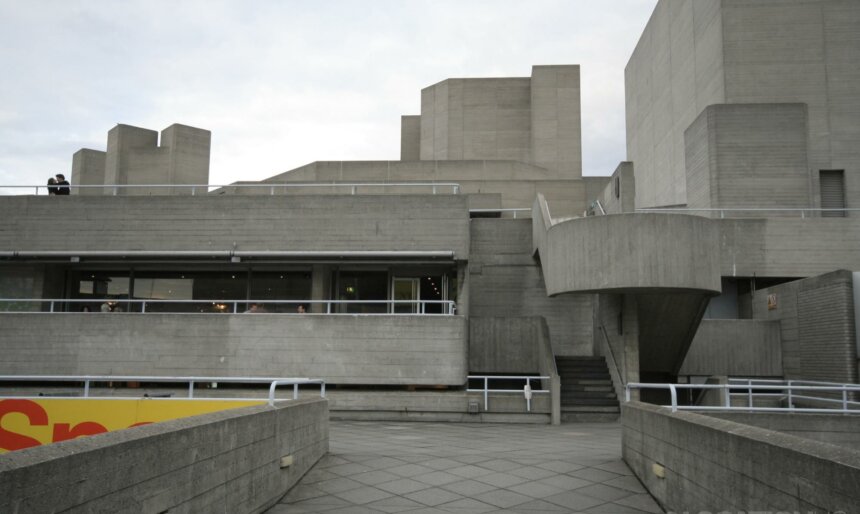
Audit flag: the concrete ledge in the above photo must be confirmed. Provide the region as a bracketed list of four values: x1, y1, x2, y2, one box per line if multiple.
[0, 313, 468, 385]
[0, 398, 328, 513]
[622, 401, 860, 512]
[540, 213, 721, 295]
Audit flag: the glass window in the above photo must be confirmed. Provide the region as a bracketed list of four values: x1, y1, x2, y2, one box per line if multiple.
[337, 271, 387, 313]
[249, 271, 312, 313]
[134, 271, 246, 313]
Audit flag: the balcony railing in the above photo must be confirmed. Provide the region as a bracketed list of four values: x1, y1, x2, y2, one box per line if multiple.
[0, 298, 457, 315]
[0, 182, 461, 196]
[636, 207, 858, 218]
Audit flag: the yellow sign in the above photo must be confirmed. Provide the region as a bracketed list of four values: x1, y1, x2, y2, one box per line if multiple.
[0, 398, 265, 453]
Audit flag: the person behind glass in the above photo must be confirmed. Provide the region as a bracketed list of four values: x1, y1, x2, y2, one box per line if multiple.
[47, 177, 58, 195]
[296, 304, 306, 314]
[54, 174, 70, 195]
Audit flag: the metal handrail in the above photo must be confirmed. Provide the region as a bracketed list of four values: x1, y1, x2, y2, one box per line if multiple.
[0, 298, 457, 315]
[727, 378, 860, 409]
[0, 375, 326, 405]
[636, 207, 858, 219]
[625, 382, 860, 413]
[0, 182, 461, 196]
[469, 208, 531, 219]
[467, 375, 550, 412]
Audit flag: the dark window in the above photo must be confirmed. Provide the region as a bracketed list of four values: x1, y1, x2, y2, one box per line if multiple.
[820, 170, 845, 217]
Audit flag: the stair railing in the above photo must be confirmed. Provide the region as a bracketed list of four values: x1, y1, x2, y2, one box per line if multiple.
[599, 324, 626, 403]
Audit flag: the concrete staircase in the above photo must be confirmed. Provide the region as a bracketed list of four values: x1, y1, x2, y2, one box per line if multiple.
[556, 356, 620, 422]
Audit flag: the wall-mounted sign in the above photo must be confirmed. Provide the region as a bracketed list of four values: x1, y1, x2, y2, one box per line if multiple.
[767, 294, 778, 310]
[0, 398, 264, 453]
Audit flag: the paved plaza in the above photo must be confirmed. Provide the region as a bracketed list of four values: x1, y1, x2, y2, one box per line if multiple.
[269, 421, 663, 514]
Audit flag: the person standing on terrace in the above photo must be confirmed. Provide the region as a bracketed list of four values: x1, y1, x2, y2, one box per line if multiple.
[54, 174, 70, 195]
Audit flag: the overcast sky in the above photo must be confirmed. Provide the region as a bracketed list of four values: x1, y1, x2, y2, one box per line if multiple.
[0, 0, 656, 187]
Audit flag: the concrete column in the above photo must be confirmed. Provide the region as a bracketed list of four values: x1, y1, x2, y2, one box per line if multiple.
[456, 261, 468, 317]
[71, 149, 107, 196]
[623, 294, 641, 400]
[310, 265, 331, 314]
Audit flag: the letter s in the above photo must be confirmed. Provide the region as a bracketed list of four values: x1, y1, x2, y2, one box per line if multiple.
[0, 399, 49, 451]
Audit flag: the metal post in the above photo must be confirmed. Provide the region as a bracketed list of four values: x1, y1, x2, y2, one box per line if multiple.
[513, 210, 518, 219]
[270, 186, 274, 195]
[84, 379, 90, 398]
[843, 386, 848, 412]
[720, 210, 725, 219]
[454, 185, 459, 194]
[293, 383, 299, 400]
[432, 185, 437, 194]
[188, 381, 195, 398]
[625, 384, 631, 402]
[748, 385, 753, 408]
[351, 186, 356, 195]
[142, 301, 147, 313]
[191, 187, 196, 196]
[669, 384, 678, 412]
[320, 382, 326, 398]
[327, 302, 331, 314]
[233, 302, 238, 314]
[787, 381, 794, 409]
[724, 385, 731, 408]
[484, 377, 489, 410]
[50, 301, 55, 313]
[113, 187, 118, 196]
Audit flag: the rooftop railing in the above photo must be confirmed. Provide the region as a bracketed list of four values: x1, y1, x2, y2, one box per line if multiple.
[469, 208, 532, 219]
[0, 298, 457, 315]
[0, 182, 461, 196]
[467, 375, 550, 412]
[0, 375, 325, 406]
[625, 381, 860, 414]
[636, 207, 858, 218]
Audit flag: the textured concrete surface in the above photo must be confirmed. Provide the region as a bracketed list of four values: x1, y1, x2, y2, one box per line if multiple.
[0, 314, 468, 385]
[623, 401, 860, 513]
[679, 319, 783, 377]
[270, 421, 662, 514]
[749, 270, 858, 384]
[0, 398, 328, 514]
[0, 194, 470, 257]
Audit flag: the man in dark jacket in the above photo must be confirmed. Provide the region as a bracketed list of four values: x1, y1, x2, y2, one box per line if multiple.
[55, 174, 70, 195]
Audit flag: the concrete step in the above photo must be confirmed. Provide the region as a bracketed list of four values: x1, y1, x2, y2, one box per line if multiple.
[562, 398, 620, 406]
[561, 385, 615, 392]
[562, 379, 612, 386]
[560, 391, 617, 399]
[561, 412, 620, 423]
[561, 405, 620, 413]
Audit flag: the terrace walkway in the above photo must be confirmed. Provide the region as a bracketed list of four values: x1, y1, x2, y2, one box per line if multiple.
[268, 421, 662, 514]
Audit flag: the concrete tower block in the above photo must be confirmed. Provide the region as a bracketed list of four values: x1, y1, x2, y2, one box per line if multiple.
[104, 124, 160, 194]
[400, 115, 421, 160]
[71, 149, 106, 196]
[161, 124, 211, 192]
[530, 65, 582, 179]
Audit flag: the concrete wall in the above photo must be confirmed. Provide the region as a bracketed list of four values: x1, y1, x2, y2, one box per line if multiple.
[0, 398, 328, 514]
[750, 270, 857, 384]
[679, 319, 783, 377]
[626, 0, 726, 209]
[400, 115, 421, 160]
[709, 411, 860, 451]
[719, 217, 860, 277]
[721, 0, 860, 211]
[530, 65, 582, 178]
[256, 159, 587, 218]
[539, 213, 721, 294]
[684, 103, 812, 214]
[0, 314, 468, 385]
[420, 78, 532, 163]
[594, 293, 640, 385]
[469, 218, 592, 356]
[593, 162, 635, 214]
[628, 0, 860, 210]
[71, 149, 107, 195]
[623, 401, 860, 513]
[0, 195, 470, 258]
[469, 317, 540, 374]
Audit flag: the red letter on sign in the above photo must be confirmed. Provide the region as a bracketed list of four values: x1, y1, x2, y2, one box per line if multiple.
[53, 422, 108, 442]
[0, 399, 49, 451]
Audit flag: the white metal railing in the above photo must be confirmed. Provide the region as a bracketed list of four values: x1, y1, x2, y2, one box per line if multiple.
[0, 182, 461, 196]
[727, 378, 860, 411]
[625, 382, 860, 413]
[469, 208, 532, 219]
[467, 375, 550, 412]
[0, 375, 325, 406]
[0, 298, 457, 315]
[636, 207, 858, 219]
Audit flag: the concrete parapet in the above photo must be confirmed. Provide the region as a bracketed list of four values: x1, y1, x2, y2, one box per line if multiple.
[0, 313, 467, 385]
[0, 194, 469, 258]
[680, 319, 783, 377]
[538, 211, 721, 295]
[0, 398, 328, 513]
[622, 401, 860, 513]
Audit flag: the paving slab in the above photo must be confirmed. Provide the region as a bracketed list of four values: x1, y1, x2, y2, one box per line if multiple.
[270, 421, 663, 513]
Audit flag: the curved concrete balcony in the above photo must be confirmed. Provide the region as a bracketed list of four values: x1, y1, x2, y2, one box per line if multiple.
[534, 205, 721, 296]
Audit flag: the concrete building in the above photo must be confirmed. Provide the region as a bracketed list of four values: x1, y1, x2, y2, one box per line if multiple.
[0, 0, 859, 429]
[72, 123, 211, 195]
